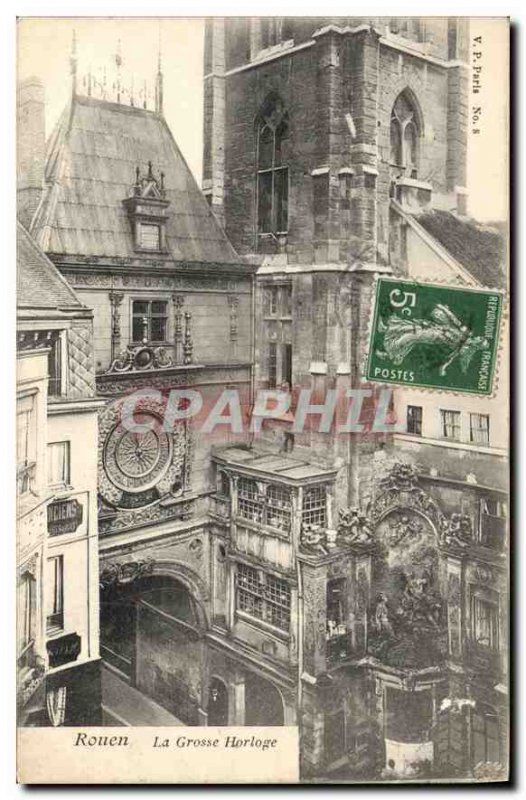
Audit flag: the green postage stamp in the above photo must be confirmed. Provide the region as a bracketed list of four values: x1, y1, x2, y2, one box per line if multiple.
[365, 278, 503, 395]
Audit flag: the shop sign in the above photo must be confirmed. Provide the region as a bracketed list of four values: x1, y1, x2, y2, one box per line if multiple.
[47, 498, 83, 536]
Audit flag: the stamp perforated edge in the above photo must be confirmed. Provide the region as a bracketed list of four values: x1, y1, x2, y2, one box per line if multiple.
[361, 272, 508, 400]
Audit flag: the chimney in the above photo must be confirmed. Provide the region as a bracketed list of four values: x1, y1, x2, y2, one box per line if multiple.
[17, 77, 45, 229]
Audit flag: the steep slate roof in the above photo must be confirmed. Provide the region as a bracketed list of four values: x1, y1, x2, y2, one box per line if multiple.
[31, 95, 240, 265]
[415, 209, 507, 289]
[17, 221, 83, 310]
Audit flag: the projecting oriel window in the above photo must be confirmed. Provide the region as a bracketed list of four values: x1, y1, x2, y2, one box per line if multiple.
[138, 222, 161, 250]
[237, 478, 291, 532]
[236, 562, 291, 632]
[302, 486, 328, 528]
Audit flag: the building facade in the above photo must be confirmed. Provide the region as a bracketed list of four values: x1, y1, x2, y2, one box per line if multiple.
[17, 222, 103, 726]
[26, 65, 262, 727]
[202, 17, 508, 779]
[16, 16, 508, 782]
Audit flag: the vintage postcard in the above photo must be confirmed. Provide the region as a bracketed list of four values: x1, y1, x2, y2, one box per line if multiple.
[16, 15, 509, 784]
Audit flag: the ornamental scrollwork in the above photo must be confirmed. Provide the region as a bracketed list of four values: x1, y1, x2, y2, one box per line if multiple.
[96, 371, 189, 396]
[368, 461, 474, 551]
[100, 558, 155, 589]
[98, 498, 195, 536]
[369, 463, 444, 532]
[107, 343, 175, 374]
[378, 461, 420, 492]
[227, 295, 239, 342]
[17, 552, 39, 581]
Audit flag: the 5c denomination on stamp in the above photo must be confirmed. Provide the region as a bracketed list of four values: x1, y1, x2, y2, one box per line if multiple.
[365, 278, 503, 395]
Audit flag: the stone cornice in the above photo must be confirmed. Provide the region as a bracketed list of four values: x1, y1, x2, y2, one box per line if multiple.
[49, 254, 257, 278]
[219, 24, 466, 79]
[47, 397, 106, 414]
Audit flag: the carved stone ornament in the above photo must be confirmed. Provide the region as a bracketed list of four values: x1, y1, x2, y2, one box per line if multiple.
[369, 461, 474, 551]
[440, 513, 472, 549]
[337, 507, 374, 544]
[473, 565, 494, 585]
[17, 552, 39, 581]
[64, 270, 249, 293]
[100, 558, 155, 588]
[378, 461, 420, 493]
[98, 498, 195, 537]
[107, 343, 174, 373]
[17, 662, 45, 708]
[227, 295, 239, 342]
[96, 371, 189, 397]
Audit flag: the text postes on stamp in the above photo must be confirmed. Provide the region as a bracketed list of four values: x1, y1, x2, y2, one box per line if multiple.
[365, 278, 503, 395]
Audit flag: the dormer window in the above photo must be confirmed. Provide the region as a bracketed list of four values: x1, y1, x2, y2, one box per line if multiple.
[138, 222, 161, 250]
[123, 161, 170, 253]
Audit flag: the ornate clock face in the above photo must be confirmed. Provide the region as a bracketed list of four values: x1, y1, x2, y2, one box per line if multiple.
[98, 398, 186, 509]
[106, 424, 172, 493]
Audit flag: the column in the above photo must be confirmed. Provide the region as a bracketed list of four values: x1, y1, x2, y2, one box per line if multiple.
[109, 291, 124, 363]
[228, 671, 245, 725]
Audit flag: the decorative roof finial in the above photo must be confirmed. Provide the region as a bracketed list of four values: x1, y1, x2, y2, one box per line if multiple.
[115, 38, 122, 69]
[115, 39, 122, 103]
[155, 25, 164, 115]
[70, 29, 78, 95]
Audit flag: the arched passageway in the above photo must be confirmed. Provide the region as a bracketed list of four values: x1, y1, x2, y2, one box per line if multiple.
[244, 672, 284, 726]
[100, 572, 205, 724]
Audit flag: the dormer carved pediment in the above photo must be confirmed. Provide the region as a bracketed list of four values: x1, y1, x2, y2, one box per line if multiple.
[123, 161, 171, 253]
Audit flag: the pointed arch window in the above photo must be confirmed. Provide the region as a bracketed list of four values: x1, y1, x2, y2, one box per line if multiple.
[258, 18, 293, 51]
[256, 98, 289, 235]
[390, 92, 421, 175]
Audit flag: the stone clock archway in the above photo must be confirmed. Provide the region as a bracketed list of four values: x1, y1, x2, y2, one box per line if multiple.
[99, 558, 209, 724]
